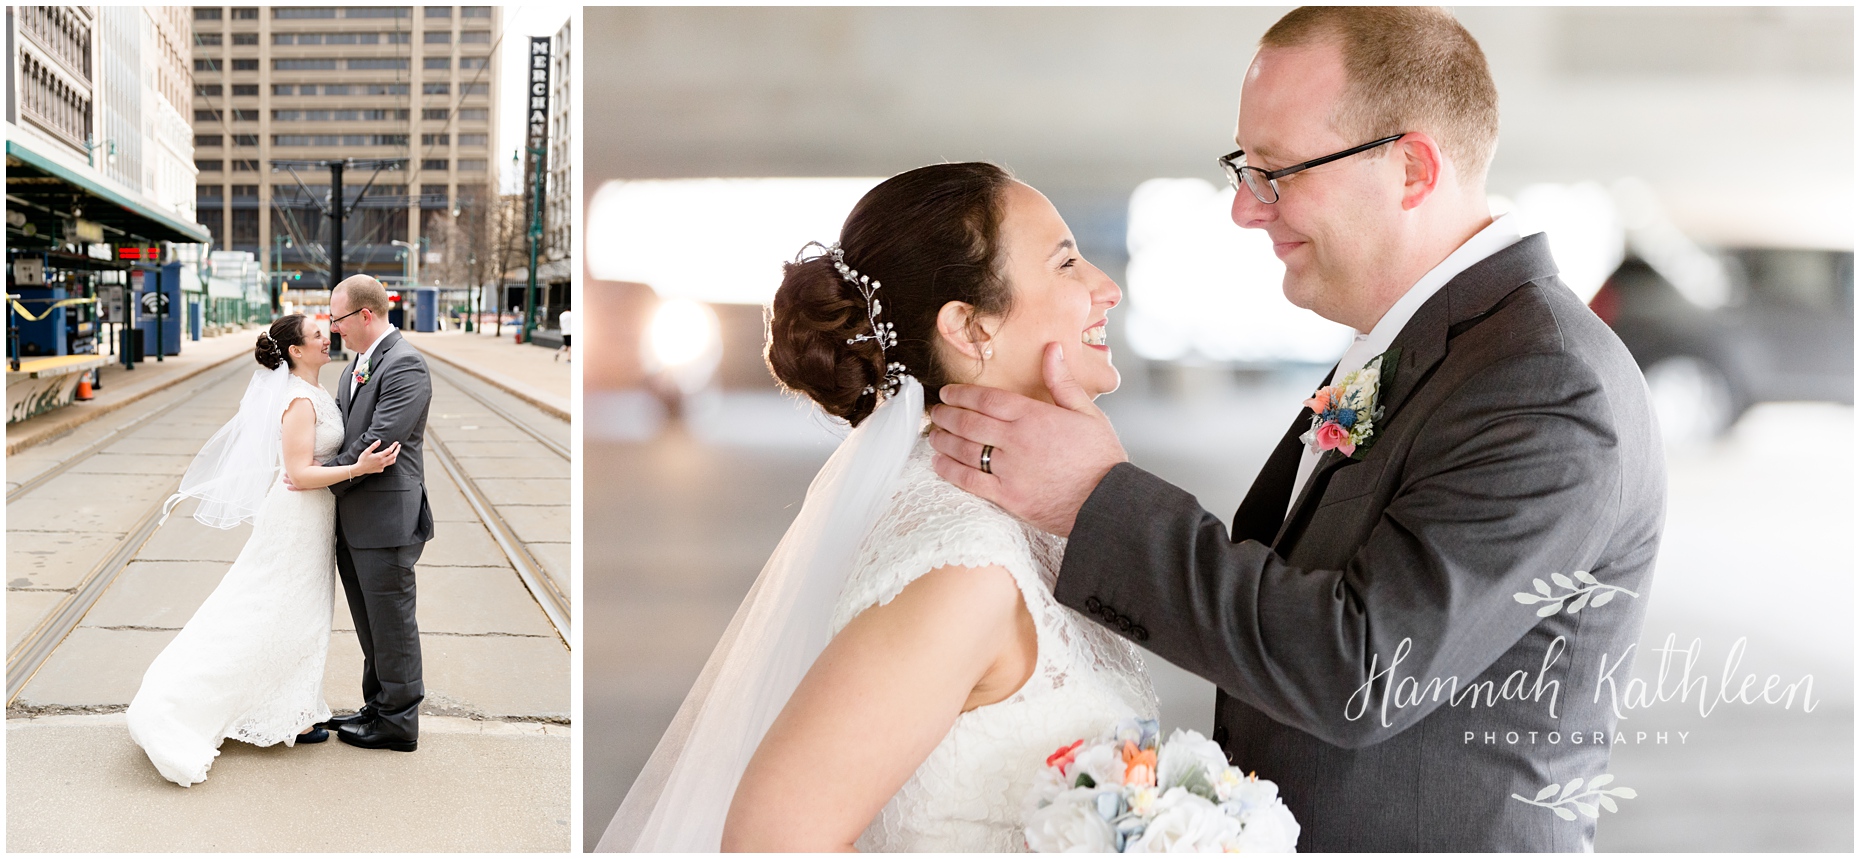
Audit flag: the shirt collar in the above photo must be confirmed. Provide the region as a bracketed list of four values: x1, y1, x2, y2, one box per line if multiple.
[355, 329, 387, 369]
[1354, 212, 1524, 355]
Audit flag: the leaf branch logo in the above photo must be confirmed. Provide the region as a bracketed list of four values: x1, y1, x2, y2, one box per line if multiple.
[1513, 571, 1638, 617]
[1511, 775, 1636, 820]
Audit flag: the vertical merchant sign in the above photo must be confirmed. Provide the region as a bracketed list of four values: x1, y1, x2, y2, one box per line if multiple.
[527, 36, 552, 230]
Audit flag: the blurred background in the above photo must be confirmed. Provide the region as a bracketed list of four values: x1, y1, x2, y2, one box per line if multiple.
[579, 7, 1853, 851]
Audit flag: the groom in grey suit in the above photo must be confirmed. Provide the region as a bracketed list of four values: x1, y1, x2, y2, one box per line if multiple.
[930, 8, 1664, 851]
[320, 274, 435, 752]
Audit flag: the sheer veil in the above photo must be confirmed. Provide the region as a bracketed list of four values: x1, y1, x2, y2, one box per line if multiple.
[161, 364, 296, 529]
[597, 377, 925, 851]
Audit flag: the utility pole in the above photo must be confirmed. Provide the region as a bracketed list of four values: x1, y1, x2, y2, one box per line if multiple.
[271, 157, 404, 358]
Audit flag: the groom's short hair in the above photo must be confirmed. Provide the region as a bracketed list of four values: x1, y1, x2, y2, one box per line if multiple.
[1262, 6, 1499, 183]
[334, 275, 392, 317]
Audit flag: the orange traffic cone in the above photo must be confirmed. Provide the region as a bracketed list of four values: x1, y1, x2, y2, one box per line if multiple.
[75, 371, 94, 401]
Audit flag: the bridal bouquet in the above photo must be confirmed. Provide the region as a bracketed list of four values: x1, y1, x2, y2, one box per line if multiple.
[1023, 719, 1299, 852]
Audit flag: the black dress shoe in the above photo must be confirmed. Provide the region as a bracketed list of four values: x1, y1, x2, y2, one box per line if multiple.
[320, 708, 374, 731]
[295, 726, 330, 744]
[336, 720, 418, 752]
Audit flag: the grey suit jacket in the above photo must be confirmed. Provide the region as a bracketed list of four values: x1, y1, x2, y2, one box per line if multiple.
[1056, 235, 1665, 851]
[330, 328, 435, 549]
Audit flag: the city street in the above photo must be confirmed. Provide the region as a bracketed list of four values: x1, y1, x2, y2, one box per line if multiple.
[6, 331, 571, 853]
[583, 374, 1853, 851]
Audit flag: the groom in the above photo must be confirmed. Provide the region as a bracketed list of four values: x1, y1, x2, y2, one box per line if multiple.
[318, 274, 435, 752]
[931, 7, 1664, 851]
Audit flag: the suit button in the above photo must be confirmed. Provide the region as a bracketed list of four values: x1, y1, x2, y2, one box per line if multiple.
[1213, 726, 1229, 745]
[1132, 625, 1149, 642]
[1086, 597, 1102, 614]
[1117, 615, 1133, 633]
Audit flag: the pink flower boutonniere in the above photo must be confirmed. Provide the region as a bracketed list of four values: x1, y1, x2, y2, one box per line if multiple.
[1300, 349, 1399, 459]
[353, 355, 372, 387]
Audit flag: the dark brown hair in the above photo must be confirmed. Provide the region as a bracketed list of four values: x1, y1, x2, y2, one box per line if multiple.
[255, 313, 308, 370]
[766, 162, 1015, 426]
[1262, 6, 1499, 180]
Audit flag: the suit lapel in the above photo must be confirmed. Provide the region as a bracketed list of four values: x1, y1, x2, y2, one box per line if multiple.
[1267, 233, 1565, 545]
[338, 354, 358, 418]
[1231, 365, 1335, 545]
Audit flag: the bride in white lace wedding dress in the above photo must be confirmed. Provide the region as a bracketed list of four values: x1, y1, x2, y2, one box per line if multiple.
[127, 314, 397, 787]
[600, 164, 1157, 852]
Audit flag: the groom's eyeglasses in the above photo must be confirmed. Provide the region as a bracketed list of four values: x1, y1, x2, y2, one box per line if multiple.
[1219, 133, 1408, 204]
[330, 307, 368, 326]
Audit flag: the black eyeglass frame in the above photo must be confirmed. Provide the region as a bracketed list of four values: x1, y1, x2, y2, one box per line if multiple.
[1219, 133, 1408, 204]
[330, 306, 370, 326]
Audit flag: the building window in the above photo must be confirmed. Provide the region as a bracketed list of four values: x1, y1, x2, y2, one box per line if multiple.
[421, 184, 449, 205]
[195, 84, 222, 97]
[196, 159, 224, 172]
[459, 30, 491, 44]
[346, 6, 410, 17]
[231, 109, 259, 121]
[232, 159, 260, 171]
[233, 33, 257, 45]
[458, 56, 487, 69]
[231, 209, 260, 246]
[458, 133, 486, 147]
[388, 32, 410, 44]
[273, 109, 410, 122]
[273, 59, 337, 70]
[422, 159, 449, 170]
[198, 208, 225, 246]
[274, 7, 337, 19]
[233, 134, 259, 146]
[232, 84, 258, 96]
[461, 83, 488, 95]
[194, 58, 221, 72]
[196, 134, 224, 147]
[423, 83, 450, 95]
[196, 33, 223, 46]
[198, 186, 226, 200]
[421, 133, 450, 145]
[456, 108, 488, 122]
[195, 109, 222, 121]
[231, 184, 259, 198]
[423, 108, 450, 120]
[457, 159, 486, 172]
[423, 58, 450, 70]
[424, 31, 451, 44]
[273, 134, 410, 146]
[271, 84, 294, 96]
[21, 6, 93, 83]
[194, 7, 223, 20]
[425, 6, 452, 18]
[350, 58, 411, 70]
[231, 59, 258, 71]
[366, 84, 410, 96]
[232, 7, 258, 19]
[461, 6, 491, 17]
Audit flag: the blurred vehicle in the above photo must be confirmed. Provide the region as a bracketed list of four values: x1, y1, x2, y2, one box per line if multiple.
[1588, 248, 1855, 442]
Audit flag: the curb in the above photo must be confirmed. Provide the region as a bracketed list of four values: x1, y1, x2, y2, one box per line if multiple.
[418, 347, 571, 422]
[5, 350, 248, 457]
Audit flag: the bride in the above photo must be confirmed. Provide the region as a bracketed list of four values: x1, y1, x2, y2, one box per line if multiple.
[600, 163, 1158, 851]
[126, 313, 398, 787]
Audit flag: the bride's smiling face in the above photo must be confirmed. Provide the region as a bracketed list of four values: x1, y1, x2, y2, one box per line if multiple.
[291, 317, 331, 372]
[940, 181, 1123, 403]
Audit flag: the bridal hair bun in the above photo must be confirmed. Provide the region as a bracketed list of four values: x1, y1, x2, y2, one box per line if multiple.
[765, 162, 1016, 427]
[256, 313, 308, 370]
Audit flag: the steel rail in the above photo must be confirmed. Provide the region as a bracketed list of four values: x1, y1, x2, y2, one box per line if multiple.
[425, 360, 568, 460]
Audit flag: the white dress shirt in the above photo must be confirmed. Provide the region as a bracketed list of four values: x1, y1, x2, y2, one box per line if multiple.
[348, 331, 386, 402]
[1285, 213, 1524, 518]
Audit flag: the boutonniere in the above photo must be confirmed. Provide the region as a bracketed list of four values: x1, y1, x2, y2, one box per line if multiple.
[1300, 348, 1400, 459]
[353, 355, 372, 387]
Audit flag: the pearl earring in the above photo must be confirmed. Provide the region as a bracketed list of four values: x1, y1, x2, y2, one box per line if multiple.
[983, 346, 993, 359]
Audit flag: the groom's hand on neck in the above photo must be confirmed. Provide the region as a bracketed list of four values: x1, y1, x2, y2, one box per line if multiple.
[929, 342, 1127, 537]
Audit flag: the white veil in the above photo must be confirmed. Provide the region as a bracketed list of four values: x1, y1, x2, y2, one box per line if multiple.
[160, 363, 296, 529]
[597, 377, 924, 851]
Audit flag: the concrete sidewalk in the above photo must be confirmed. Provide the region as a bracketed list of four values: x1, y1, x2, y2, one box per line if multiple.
[6, 713, 569, 852]
[404, 331, 570, 421]
[5, 327, 260, 456]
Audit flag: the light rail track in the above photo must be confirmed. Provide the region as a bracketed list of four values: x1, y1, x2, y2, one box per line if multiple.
[425, 360, 569, 460]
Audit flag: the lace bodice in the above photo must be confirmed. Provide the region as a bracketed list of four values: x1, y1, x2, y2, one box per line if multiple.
[288, 375, 344, 461]
[833, 436, 1159, 852]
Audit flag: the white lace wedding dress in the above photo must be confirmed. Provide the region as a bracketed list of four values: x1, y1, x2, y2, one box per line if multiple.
[836, 437, 1160, 851]
[126, 374, 339, 787]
